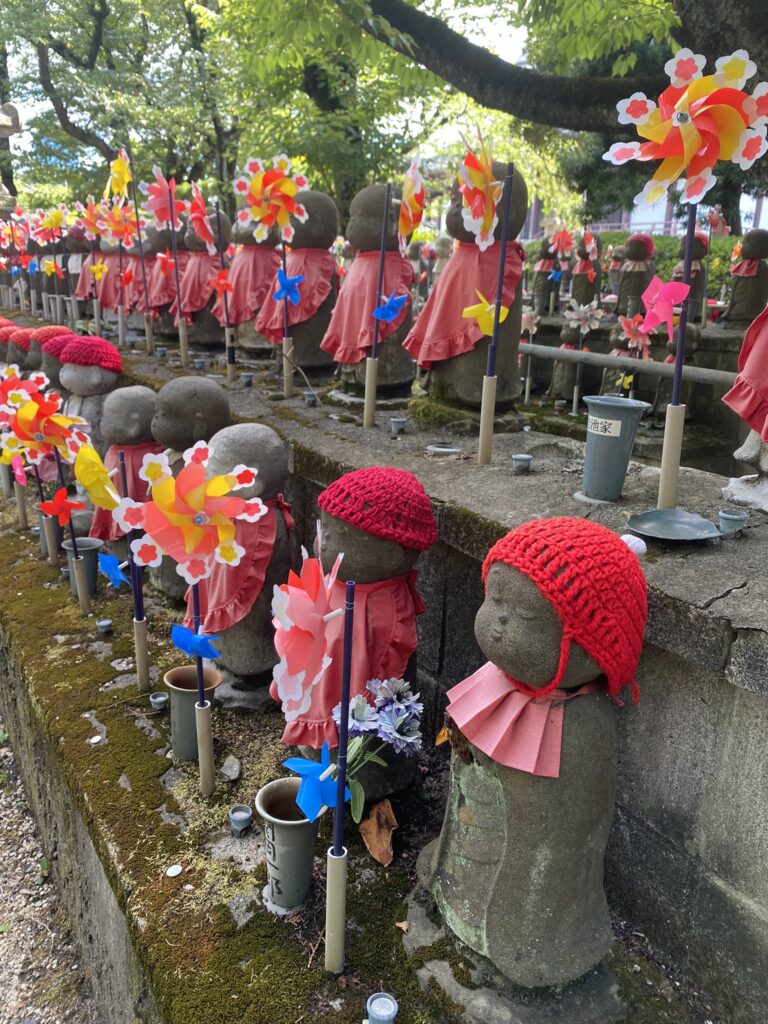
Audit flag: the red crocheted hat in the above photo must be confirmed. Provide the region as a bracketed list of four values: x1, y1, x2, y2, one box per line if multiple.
[8, 328, 32, 351]
[0, 325, 19, 344]
[60, 335, 122, 373]
[318, 466, 438, 550]
[0, 317, 14, 328]
[41, 334, 76, 360]
[482, 517, 647, 701]
[31, 324, 74, 344]
[627, 232, 655, 259]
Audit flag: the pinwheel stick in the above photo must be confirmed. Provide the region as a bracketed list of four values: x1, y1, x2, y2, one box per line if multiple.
[192, 581, 216, 796]
[363, 183, 392, 429]
[167, 186, 189, 368]
[118, 450, 145, 621]
[130, 178, 154, 353]
[658, 203, 697, 511]
[52, 231, 62, 324]
[214, 200, 235, 383]
[53, 448, 79, 560]
[192, 583, 206, 707]
[325, 579, 356, 976]
[117, 241, 127, 348]
[280, 243, 295, 399]
[90, 239, 102, 334]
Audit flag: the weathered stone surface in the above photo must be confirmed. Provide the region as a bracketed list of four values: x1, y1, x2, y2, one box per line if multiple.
[220, 754, 241, 782]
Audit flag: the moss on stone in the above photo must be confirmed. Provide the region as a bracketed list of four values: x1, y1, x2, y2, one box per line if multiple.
[407, 397, 473, 430]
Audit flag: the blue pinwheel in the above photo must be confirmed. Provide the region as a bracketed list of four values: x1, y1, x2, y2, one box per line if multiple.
[548, 268, 562, 282]
[171, 624, 221, 660]
[283, 742, 350, 822]
[372, 290, 409, 323]
[274, 268, 304, 305]
[28, 260, 38, 274]
[98, 552, 130, 589]
[10, 266, 19, 277]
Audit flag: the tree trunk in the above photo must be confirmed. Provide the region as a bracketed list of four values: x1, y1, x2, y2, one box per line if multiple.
[0, 44, 16, 197]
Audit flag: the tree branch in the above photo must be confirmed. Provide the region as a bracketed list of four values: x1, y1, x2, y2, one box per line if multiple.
[36, 44, 115, 161]
[336, 0, 667, 133]
[48, 0, 109, 71]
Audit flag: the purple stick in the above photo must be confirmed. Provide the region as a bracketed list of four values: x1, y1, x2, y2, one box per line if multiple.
[671, 203, 698, 406]
[118, 449, 144, 622]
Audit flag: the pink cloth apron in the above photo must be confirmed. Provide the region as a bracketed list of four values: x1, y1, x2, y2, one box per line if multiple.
[74, 254, 95, 301]
[172, 252, 221, 323]
[403, 240, 524, 368]
[212, 245, 280, 326]
[96, 253, 121, 312]
[534, 258, 556, 273]
[133, 256, 157, 314]
[271, 571, 426, 748]
[723, 305, 768, 441]
[447, 661, 598, 778]
[255, 249, 338, 345]
[147, 251, 190, 317]
[89, 441, 165, 541]
[320, 251, 413, 365]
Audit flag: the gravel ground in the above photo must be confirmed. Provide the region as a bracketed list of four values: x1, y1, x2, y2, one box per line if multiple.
[0, 717, 99, 1024]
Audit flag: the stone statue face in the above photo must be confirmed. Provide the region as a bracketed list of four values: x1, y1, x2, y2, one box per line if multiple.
[741, 229, 768, 259]
[434, 236, 452, 259]
[59, 364, 118, 397]
[41, 352, 63, 387]
[206, 423, 288, 500]
[609, 326, 630, 351]
[446, 162, 528, 244]
[290, 191, 339, 249]
[151, 376, 230, 452]
[560, 325, 581, 346]
[475, 563, 600, 689]
[318, 509, 419, 584]
[624, 238, 649, 261]
[346, 185, 401, 252]
[100, 385, 157, 445]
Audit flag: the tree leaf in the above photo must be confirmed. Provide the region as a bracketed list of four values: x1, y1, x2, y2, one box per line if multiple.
[349, 778, 365, 823]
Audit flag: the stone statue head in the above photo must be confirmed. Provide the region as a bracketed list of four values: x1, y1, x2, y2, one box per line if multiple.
[560, 324, 581, 347]
[740, 228, 768, 260]
[624, 233, 655, 262]
[346, 184, 402, 252]
[232, 207, 281, 247]
[680, 232, 709, 260]
[290, 191, 339, 249]
[205, 423, 288, 500]
[59, 336, 122, 397]
[434, 236, 452, 259]
[100, 385, 158, 446]
[64, 224, 90, 255]
[446, 162, 528, 244]
[609, 324, 631, 351]
[666, 323, 700, 361]
[151, 376, 231, 451]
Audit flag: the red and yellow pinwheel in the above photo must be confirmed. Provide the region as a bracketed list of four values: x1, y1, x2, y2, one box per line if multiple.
[457, 133, 501, 252]
[189, 182, 216, 255]
[604, 48, 768, 205]
[208, 268, 233, 298]
[398, 154, 425, 246]
[233, 154, 308, 244]
[112, 441, 267, 585]
[157, 251, 175, 276]
[30, 205, 69, 244]
[42, 257, 65, 280]
[106, 148, 132, 199]
[74, 444, 119, 510]
[3, 396, 87, 465]
[0, 366, 49, 426]
[139, 166, 186, 230]
[74, 196, 108, 241]
[97, 199, 143, 249]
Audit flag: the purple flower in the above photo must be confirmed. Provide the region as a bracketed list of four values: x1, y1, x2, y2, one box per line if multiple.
[375, 704, 422, 756]
[367, 677, 423, 718]
[332, 695, 378, 736]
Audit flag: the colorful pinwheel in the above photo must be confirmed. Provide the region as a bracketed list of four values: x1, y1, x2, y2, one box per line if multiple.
[462, 290, 509, 336]
[10, 454, 26, 487]
[232, 154, 308, 244]
[3, 396, 86, 465]
[31, 206, 69, 244]
[640, 277, 690, 342]
[42, 258, 65, 280]
[564, 301, 604, 336]
[549, 229, 574, 260]
[39, 487, 86, 527]
[274, 267, 304, 305]
[372, 290, 409, 324]
[208, 268, 233, 298]
[118, 268, 134, 289]
[106, 148, 132, 199]
[271, 549, 344, 725]
[90, 258, 108, 282]
[619, 313, 654, 359]
[398, 154, 425, 246]
[74, 196, 108, 240]
[457, 133, 501, 252]
[521, 308, 540, 337]
[98, 552, 130, 589]
[604, 47, 768, 205]
[157, 251, 175, 276]
[139, 166, 186, 230]
[97, 200, 143, 249]
[0, 367, 48, 425]
[283, 741, 350, 822]
[171, 624, 221, 660]
[189, 182, 216, 255]
[74, 444, 119, 510]
[112, 441, 266, 585]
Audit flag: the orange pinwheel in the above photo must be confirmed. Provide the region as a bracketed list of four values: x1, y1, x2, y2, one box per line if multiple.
[74, 196, 108, 241]
[157, 251, 175, 276]
[398, 154, 425, 246]
[0, 367, 49, 426]
[189, 182, 216, 255]
[604, 48, 768, 205]
[232, 154, 308, 244]
[39, 487, 86, 527]
[209, 268, 233, 298]
[457, 133, 502, 252]
[4, 396, 86, 465]
[97, 200, 143, 249]
[549, 229, 574, 260]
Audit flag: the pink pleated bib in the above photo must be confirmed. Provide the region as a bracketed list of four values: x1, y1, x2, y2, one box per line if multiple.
[212, 246, 280, 326]
[255, 248, 338, 345]
[89, 441, 165, 541]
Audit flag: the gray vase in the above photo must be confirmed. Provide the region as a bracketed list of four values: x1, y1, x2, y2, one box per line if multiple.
[62, 537, 104, 596]
[582, 395, 651, 501]
[163, 665, 222, 761]
[255, 777, 317, 913]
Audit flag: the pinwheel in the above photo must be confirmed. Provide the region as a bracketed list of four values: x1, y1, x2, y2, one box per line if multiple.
[208, 268, 233, 299]
[39, 486, 85, 527]
[398, 154, 425, 247]
[97, 200, 142, 249]
[564, 301, 604, 336]
[284, 741, 350, 822]
[118, 267, 134, 289]
[549, 229, 573, 260]
[462, 290, 509, 336]
[271, 549, 344, 725]
[90, 258, 108, 282]
[113, 441, 266, 585]
[458, 133, 501, 252]
[139, 166, 186, 230]
[4, 396, 85, 465]
[274, 267, 304, 305]
[106, 148, 132, 199]
[619, 313, 654, 359]
[157, 251, 175, 276]
[98, 552, 130, 589]
[0, 367, 48, 424]
[74, 197, 108, 241]
[521, 308, 540, 338]
[372, 289, 409, 324]
[74, 444, 119, 510]
[189, 182, 216, 256]
[233, 154, 308, 244]
[171, 624, 221, 660]
[548, 267, 563, 282]
[641, 277, 690, 343]
[603, 47, 768, 206]
[10, 454, 26, 487]
[42, 258, 64, 280]
[31, 206, 69, 245]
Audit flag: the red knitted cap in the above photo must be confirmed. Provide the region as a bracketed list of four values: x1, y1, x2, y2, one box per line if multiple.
[31, 324, 74, 344]
[318, 467, 438, 550]
[627, 232, 655, 259]
[60, 336, 122, 373]
[0, 318, 14, 328]
[8, 328, 32, 352]
[483, 517, 647, 701]
[41, 334, 76, 360]
[0, 325, 19, 344]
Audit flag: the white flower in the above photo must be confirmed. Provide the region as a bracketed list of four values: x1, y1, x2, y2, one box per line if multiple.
[214, 540, 245, 567]
[634, 178, 672, 208]
[244, 156, 264, 175]
[139, 451, 172, 485]
[176, 557, 212, 585]
[714, 49, 757, 90]
[113, 497, 145, 533]
[603, 141, 643, 166]
[744, 82, 768, 127]
[520, 308, 540, 337]
[616, 92, 656, 126]
[272, 586, 294, 631]
[664, 48, 707, 88]
[183, 439, 210, 466]
[237, 497, 268, 523]
[130, 534, 163, 568]
[733, 126, 768, 170]
[680, 168, 717, 204]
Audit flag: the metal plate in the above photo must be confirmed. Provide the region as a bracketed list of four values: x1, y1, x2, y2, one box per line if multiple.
[627, 508, 721, 542]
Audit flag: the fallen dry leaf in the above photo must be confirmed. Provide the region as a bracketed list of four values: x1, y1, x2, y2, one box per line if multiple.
[395, 920, 409, 933]
[359, 798, 399, 866]
[435, 724, 449, 746]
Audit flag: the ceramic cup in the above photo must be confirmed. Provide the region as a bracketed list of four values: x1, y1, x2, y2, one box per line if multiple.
[157, 347, 168, 359]
[149, 691, 169, 713]
[96, 618, 113, 635]
[194, 358, 206, 370]
[241, 373, 254, 388]
[304, 390, 318, 407]
[390, 417, 407, 435]
[719, 508, 748, 538]
[511, 454, 533, 475]
[230, 804, 254, 838]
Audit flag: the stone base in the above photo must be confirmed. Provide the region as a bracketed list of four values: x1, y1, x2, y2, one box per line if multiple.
[722, 474, 768, 512]
[326, 387, 410, 411]
[408, 395, 526, 436]
[405, 888, 626, 1024]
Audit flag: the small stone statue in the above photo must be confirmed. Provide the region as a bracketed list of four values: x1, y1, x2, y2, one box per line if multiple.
[181, 424, 292, 701]
[408, 240, 428, 304]
[549, 323, 583, 401]
[722, 229, 768, 323]
[672, 232, 709, 322]
[571, 233, 601, 307]
[432, 235, 452, 284]
[616, 233, 655, 316]
[531, 238, 557, 315]
[149, 375, 231, 600]
[422, 518, 647, 988]
[403, 162, 528, 410]
[6, 328, 33, 369]
[321, 185, 415, 394]
[89, 386, 164, 543]
[606, 245, 625, 296]
[59, 336, 123, 455]
[255, 190, 339, 370]
[722, 305, 768, 510]
[39, 331, 75, 393]
[271, 466, 437, 748]
[216, 209, 280, 355]
[174, 203, 231, 345]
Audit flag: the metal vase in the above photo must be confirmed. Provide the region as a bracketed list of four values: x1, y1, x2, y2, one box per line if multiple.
[163, 666, 222, 761]
[582, 395, 651, 502]
[61, 537, 104, 596]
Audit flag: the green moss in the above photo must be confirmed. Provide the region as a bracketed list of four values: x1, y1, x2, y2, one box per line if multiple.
[407, 396, 473, 430]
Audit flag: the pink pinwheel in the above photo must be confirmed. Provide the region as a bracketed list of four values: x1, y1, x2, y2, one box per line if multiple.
[641, 276, 690, 342]
[139, 166, 187, 230]
[271, 549, 344, 725]
[39, 487, 86, 527]
[157, 251, 175, 276]
[564, 301, 604, 336]
[113, 441, 266, 585]
[520, 308, 540, 338]
[189, 182, 216, 255]
[10, 454, 26, 487]
[619, 313, 654, 359]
